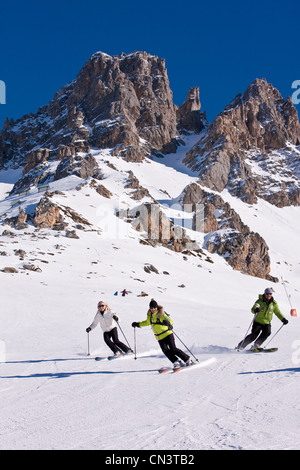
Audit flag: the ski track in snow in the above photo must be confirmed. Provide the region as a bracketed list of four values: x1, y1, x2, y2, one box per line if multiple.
[1, 344, 299, 450]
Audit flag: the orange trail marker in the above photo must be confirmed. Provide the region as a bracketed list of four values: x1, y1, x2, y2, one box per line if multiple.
[281, 277, 297, 317]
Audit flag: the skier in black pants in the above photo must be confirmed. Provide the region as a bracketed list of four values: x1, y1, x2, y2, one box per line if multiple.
[237, 288, 288, 350]
[86, 301, 132, 357]
[132, 299, 191, 369]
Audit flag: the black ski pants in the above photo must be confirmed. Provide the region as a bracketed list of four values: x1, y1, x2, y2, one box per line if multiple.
[103, 327, 130, 354]
[239, 321, 271, 349]
[158, 333, 189, 363]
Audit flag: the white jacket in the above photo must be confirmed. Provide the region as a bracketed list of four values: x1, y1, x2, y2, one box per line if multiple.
[89, 308, 118, 333]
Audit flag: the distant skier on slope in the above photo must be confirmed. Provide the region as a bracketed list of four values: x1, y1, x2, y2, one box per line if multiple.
[86, 301, 132, 357]
[132, 299, 191, 369]
[236, 288, 288, 350]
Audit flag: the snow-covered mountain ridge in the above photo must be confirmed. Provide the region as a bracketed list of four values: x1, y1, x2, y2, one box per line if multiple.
[0, 51, 299, 450]
[1, 52, 299, 280]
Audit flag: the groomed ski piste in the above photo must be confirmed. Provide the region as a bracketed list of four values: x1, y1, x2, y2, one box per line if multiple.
[0, 136, 299, 450]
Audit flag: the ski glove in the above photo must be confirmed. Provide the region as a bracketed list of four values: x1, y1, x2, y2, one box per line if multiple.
[113, 315, 119, 322]
[86, 327, 91, 333]
[132, 322, 140, 328]
[282, 318, 288, 325]
[162, 319, 173, 329]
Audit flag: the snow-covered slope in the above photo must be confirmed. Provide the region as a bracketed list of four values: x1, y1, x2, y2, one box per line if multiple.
[0, 141, 299, 450]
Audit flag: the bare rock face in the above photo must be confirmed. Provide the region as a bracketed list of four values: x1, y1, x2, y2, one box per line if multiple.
[72, 51, 179, 160]
[1, 51, 202, 194]
[33, 197, 64, 229]
[184, 79, 300, 206]
[181, 182, 274, 280]
[208, 79, 300, 151]
[124, 171, 152, 200]
[126, 203, 199, 252]
[16, 206, 27, 225]
[206, 230, 272, 280]
[0, 52, 178, 172]
[177, 87, 207, 133]
[55, 154, 100, 180]
[95, 184, 113, 199]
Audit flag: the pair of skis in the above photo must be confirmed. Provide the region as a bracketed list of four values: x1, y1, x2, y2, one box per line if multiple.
[159, 357, 216, 374]
[235, 346, 278, 353]
[95, 353, 132, 361]
[159, 363, 195, 374]
[94, 354, 217, 375]
[247, 347, 278, 353]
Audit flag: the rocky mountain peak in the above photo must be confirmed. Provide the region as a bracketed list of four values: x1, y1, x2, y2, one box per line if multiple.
[184, 78, 300, 206]
[0, 50, 207, 195]
[221, 77, 300, 149]
[72, 49, 178, 156]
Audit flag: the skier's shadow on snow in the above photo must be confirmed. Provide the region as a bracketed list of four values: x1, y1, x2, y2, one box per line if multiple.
[3, 357, 91, 365]
[0, 369, 158, 379]
[3, 352, 163, 366]
[194, 345, 234, 354]
[239, 367, 300, 375]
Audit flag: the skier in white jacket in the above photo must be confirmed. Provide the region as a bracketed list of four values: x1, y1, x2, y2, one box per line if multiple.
[86, 301, 132, 356]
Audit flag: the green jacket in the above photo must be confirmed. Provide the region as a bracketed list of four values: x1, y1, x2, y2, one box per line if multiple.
[138, 307, 173, 341]
[251, 294, 284, 325]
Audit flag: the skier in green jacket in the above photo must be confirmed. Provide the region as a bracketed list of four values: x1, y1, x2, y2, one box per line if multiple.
[237, 288, 288, 350]
[132, 299, 191, 368]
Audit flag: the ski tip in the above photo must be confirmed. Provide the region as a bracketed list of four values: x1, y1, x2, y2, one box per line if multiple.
[159, 357, 216, 373]
[263, 347, 278, 352]
[158, 367, 171, 374]
[107, 352, 126, 360]
[249, 347, 278, 353]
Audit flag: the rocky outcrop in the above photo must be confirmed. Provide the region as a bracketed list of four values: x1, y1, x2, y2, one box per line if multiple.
[2, 206, 29, 230]
[123, 203, 199, 252]
[184, 78, 300, 206]
[73, 51, 178, 159]
[125, 171, 152, 201]
[181, 182, 274, 280]
[205, 230, 271, 280]
[55, 153, 100, 180]
[33, 197, 64, 229]
[176, 86, 207, 133]
[16, 206, 28, 229]
[95, 184, 113, 199]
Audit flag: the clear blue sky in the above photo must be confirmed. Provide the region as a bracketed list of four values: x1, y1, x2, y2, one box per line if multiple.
[0, 0, 299, 130]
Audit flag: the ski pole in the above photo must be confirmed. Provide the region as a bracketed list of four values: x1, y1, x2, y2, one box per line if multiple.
[172, 330, 199, 362]
[238, 319, 254, 351]
[116, 321, 132, 350]
[238, 312, 259, 351]
[87, 332, 90, 356]
[134, 327, 137, 360]
[264, 324, 284, 348]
